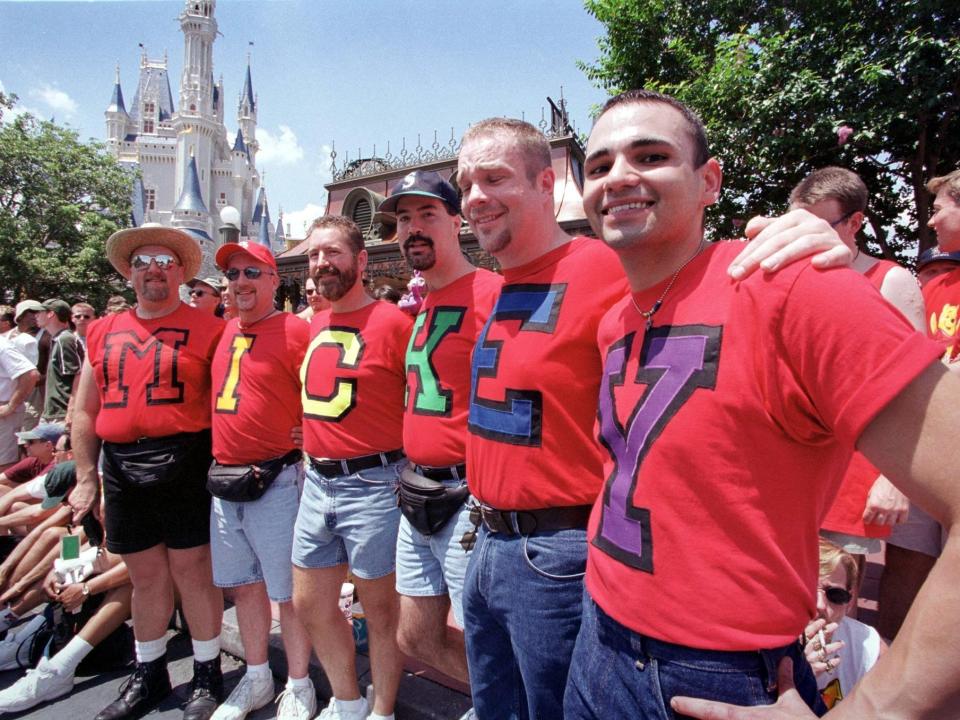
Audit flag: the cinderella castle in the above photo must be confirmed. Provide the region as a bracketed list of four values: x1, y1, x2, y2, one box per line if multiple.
[103, 0, 284, 277]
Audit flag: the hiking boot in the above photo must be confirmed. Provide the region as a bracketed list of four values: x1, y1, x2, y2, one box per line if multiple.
[95, 655, 172, 720]
[0, 656, 74, 712]
[210, 670, 274, 720]
[183, 656, 224, 720]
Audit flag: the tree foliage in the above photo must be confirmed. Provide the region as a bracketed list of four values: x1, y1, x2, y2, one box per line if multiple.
[582, 0, 960, 260]
[0, 99, 134, 307]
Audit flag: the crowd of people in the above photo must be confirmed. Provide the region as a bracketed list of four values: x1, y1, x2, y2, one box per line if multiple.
[0, 88, 957, 720]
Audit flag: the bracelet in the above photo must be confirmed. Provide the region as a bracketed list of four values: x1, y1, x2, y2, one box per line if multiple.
[81, 583, 90, 597]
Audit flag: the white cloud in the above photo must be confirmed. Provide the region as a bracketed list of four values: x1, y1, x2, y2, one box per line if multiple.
[256, 125, 304, 165]
[282, 203, 326, 240]
[0, 79, 43, 124]
[30, 84, 77, 117]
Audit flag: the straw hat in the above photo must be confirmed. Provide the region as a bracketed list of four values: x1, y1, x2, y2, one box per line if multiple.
[105, 223, 202, 280]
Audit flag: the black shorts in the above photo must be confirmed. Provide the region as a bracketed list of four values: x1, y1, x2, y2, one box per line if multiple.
[102, 430, 213, 555]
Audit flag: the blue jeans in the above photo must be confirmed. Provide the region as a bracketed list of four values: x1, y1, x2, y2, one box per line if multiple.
[564, 593, 826, 719]
[463, 525, 586, 720]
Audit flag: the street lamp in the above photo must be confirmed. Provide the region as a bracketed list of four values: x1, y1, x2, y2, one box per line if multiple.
[219, 205, 241, 245]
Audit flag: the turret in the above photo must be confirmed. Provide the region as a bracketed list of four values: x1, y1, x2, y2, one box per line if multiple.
[237, 59, 259, 158]
[178, 0, 218, 117]
[105, 65, 130, 143]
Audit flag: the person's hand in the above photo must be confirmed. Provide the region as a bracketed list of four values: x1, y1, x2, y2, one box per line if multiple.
[55, 582, 85, 613]
[0, 402, 12, 420]
[42, 571, 58, 600]
[67, 479, 100, 525]
[290, 425, 303, 449]
[727, 209, 853, 280]
[671, 656, 818, 719]
[801, 618, 844, 677]
[862, 475, 910, 526]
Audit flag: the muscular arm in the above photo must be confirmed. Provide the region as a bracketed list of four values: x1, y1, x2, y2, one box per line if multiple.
[0, 368, 38, 419]
[67, 358, 101, 523]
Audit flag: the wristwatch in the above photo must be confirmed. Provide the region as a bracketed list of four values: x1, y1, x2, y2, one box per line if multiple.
[81, 583, 90, 597]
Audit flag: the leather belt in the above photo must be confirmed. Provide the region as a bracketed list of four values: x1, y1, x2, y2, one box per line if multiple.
[309, 449, 404, 477]
[259, 448, 302, 468]
[413, 463, 467, 482]
[477, 504, 592, 535]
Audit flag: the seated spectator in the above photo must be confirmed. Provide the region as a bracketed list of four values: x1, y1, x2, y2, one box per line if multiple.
[0, 423, 64, 495]
[0, 427, 69, 537]
[803, 538, 887, 710]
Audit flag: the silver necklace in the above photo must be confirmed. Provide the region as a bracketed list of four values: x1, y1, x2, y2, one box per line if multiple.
[631, 239, 705, 330]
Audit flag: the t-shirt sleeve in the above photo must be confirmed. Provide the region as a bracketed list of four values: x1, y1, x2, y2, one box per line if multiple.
[766, 266, 943, 447]
[0, 343, 36, 381]
[55, 335, 82, 376]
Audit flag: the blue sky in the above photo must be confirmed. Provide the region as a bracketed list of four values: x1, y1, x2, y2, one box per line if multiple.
[0, 0, 610, 236]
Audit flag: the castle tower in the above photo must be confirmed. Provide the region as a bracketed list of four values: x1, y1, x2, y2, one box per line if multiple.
[172, 153, 215, 274]
[238, 60, 259, 159]
[104, 65, 130, 146]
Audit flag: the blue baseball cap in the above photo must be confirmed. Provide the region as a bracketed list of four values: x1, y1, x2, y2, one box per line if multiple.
[16, 422, 66, 445]
[917, 247, 960, 270]
[379, 170, 461, 216]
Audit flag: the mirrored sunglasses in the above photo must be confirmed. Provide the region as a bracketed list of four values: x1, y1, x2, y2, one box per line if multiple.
[225, 267, 273, 281]
[131, 253, 178, 271]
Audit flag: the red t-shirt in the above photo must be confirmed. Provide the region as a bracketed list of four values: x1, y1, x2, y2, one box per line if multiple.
[1, 457, 50, 484]
[404, 269, 503, 467]
[587, 243, 942, 651]
[821, 259, 902, 539]
[301, 300, 412, 459]
[466, 237, 629, 509]
[922, 266, 960, 362]
[211, 313, 310, 465]
[86, 305, 224, 443]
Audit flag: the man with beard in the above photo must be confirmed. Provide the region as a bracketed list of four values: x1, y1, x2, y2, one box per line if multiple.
[292, 216, 412, 720]
[69, 224, 226, 720]
[377, 171, 501, 693]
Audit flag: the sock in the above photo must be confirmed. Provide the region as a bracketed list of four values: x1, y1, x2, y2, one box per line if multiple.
[335, 697, 367, 712]
[135, 636, 168, 663]
[192, 635, 220, 663]
[245, 661, 270, 680]
[368, 713, 394, 720]
[288, 675, 312, 689]
[47, 636, 93, 675]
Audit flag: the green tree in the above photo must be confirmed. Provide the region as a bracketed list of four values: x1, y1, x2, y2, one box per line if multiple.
[0, 99, 134, 306]
[582, 0, 960, 260]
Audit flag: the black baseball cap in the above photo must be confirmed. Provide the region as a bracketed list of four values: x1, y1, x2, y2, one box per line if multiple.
[379, 170, 461, 216]
[917, 247, 960, 270]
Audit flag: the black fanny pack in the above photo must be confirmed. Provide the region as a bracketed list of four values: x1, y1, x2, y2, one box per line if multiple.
[398, 466, 470, 536]
[104, 431, 207, 488]
[207, 449, 302, 502]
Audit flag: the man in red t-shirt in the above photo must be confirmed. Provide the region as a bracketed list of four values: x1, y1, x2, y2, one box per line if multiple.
[292, 216, 412, 720]
[70, 224, 226, 720]
[378, 171, 502, 688]
[207, 240, 316, 720]
[570, 89, 960, 720]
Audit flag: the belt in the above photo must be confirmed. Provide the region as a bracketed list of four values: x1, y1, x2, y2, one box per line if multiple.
[413, 463, 467, 482]
[309, 449, 404, 477]
[478, 504, 591, 535]
[260, 448, 302, 468]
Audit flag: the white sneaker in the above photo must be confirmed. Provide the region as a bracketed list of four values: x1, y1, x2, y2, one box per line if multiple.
[318, 695, 370, 720]
[210, 672, 275, 720]
[275, 680, 317, 720]
[0, 657, 74, 712]
[457, 709, 478, 720]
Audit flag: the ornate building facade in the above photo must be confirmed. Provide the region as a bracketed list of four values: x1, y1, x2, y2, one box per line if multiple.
[104, 0, 282, 277]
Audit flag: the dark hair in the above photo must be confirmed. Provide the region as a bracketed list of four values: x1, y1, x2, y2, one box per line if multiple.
[305, 215, 365, 255]
[0, 305, 13, 326]
[597, 89, 710, 168]
[790, 167, 868, 216]
[461, 118, 552, 182]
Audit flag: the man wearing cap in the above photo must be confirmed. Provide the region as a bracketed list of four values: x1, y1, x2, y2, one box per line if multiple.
[40, 299, 81, 423]
[0, 336, 38, 473]
[292, 215, 412, 720]
[377, 171, 500, 690]
[69, 223, 226, 720]
[206, 240, 316, 720]
[916, 247, 960, 287]
[188, 277, 224, 316]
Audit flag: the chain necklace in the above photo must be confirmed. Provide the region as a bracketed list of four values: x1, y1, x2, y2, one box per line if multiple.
[631, 239, 706, 330]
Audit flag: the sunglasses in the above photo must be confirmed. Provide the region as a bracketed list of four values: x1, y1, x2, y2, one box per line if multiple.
[829, 211, 855, 228]
[821, 585, 852, 605]
[305, 288, 317, 295]
[189, 289, 219, 298]
[131, 253, 178, 271]
[225, 267, 274, 281]
[72, 313, 93, 319]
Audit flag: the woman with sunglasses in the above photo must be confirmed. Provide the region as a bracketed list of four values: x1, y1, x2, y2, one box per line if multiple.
[803, 537, 887, 710]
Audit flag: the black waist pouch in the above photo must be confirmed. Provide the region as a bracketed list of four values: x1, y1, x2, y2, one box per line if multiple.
[398, 466, 470, 536]
[207, 449, 301, 502]
[103, 431, 206, 488]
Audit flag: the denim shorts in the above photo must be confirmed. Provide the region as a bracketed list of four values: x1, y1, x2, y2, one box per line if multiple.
[564, 592, 825, 719]
[291, 460, 402, 580]
[210, 462, 302, 602]
[395, 485, 477, 628]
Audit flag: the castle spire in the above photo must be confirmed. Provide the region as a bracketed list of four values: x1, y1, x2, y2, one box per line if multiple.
[106, 64, 127, 114]
[174, 154, 209, 214]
